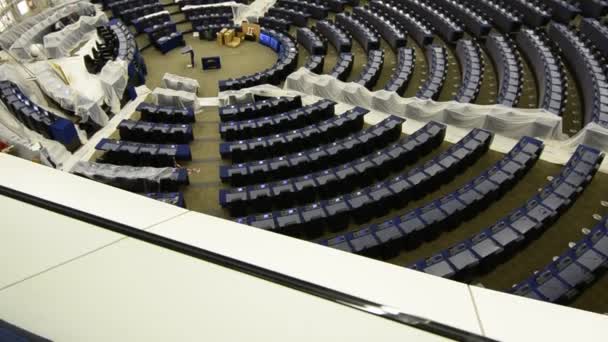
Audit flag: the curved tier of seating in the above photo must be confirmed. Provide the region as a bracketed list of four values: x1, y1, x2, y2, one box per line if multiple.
[219, 107, 368, 162]
[335, 12, 380, 52]
[316, 19, 352, 53]
[219, 96, 302, 122]
[107, 19, 147, 85]
[218, 29, 298, 91]
[434, 0, 491, 38]
[516, 28, 566, 115]
[276, 0, 328, 20]
[0, 80, 82, 152]
[540, 0, 580, 23]
[579, 0, 608, 18]
[137, 103, 196, 123]
[236, 125, 456, 237]
[144, 192, 186, 208]
[410, 144, 604, 281]
[454, 39, 484, 104]
[149, 25, 185, 54]
[219, 112, 411, 186]
[510, 215, 608, 304]
[259, 16, 292, 32]
[330, 53, 355, 81]
[132, 11, 171, 34]
[507, 0, 552, 27]
[320, 135, 544, 259]
[185, 4, 233, 19]
[268, 7, 311, 27]
[462, 0, 522, 33]
[548, 23, 608, 125]
[219, 99, 335, 141]
[580, 18, 608, 62]
[118, 119, 194, 144]
[352, 6, 406, 50]
[385, 47, 415, 95]
[238, 128, 486, 236]
[416, 44, 447, 101]
[296, 27, 327, 56]
[177, 0, 235, 9]
[485, 32, 523, 107]
[387, 0, 462, 43]
[84, 26, 117, 74]
[259, 128, 492, 239]
[72, 161, 189, 192]
[121, 3, 164, 25]
[369, 1, 433, 47]
[95, 139, 192, 167]
[220, 116, 407, 215]
[304, 55, 325, 74]
[188, 6, 234, 39]
[354, 49, 385, 90]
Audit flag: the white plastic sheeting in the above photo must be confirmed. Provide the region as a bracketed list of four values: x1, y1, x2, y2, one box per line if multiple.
[8, 1, 97, 62]
[285, 68, 565, 141]
[70, 160, 178, 181]
[161, 73, 200, 94]
[99, 60, 129, 114]
[0, 64, 74, 166]
[44, 11, 108, 59]
[558, 123, 608, 153]
[234, 0, 278, 22]
[30, 62, 109, 127]
[150, 87, 200, 111]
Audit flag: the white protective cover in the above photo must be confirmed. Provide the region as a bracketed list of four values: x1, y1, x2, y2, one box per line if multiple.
[43, 11, 108, 59]
[0, 64, 74, 166]
[161, 73, 200, 94]
[8, 1, 97, 62]
[558, 122, 608, 152]
[150, 87, 200, 111]
[30, 62, 109, 127]
[71, 161, 178, 182]
[99, 59, 129, 114]
[285, 68, 566, 141]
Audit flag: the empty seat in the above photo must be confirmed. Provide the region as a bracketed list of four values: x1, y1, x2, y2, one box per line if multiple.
[322, 135, 543, 260]
[118, 119, 194, 143]
[220, 116, 409, 214]
[510, 215, 608, 303]
[219, 99, 335, 141]
[409, 144, 604, 280]
[384, 47, 415, 95]
[243, 128, 491, 237]
[220, 113, 423, 186]
[219, 95, 302, 122]
[485, 32, 523, 107]
[335, 12, 380, 52]
[416, 44, 448, 101]
[516, 29, 566, 115]
[137, 103, 195, 123]
[369, 1, 434, 47]
[352, 6, 407, 50]
[386, 0, 463, 42]
[219, 107, 368, 162]
[329, 53, 355, 81]
[316, 19, 352, 53]
[548, 22, 608, 126]
[454, 39, 484, 104]
[353, 49, 385, 90]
